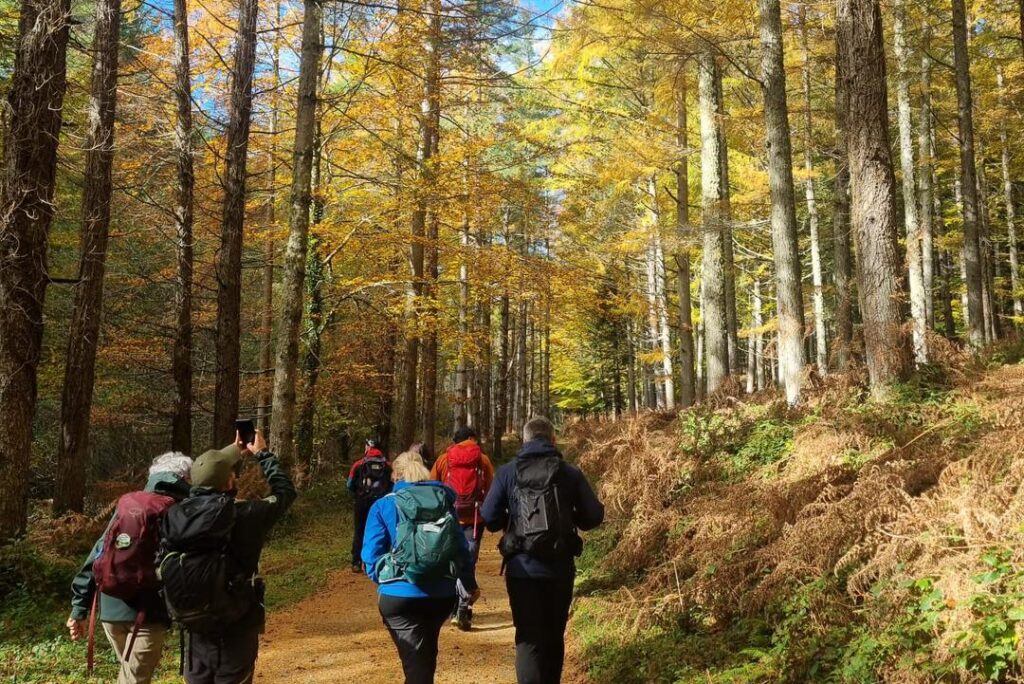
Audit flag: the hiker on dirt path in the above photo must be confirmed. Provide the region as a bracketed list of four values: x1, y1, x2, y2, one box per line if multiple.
[362, 451, 480, 684]
[348, 439, 393, 573]
[481, 416, 605, 684]
[67, 452, 193, 684]
[160, 429, 297, 684]
[430, 426, 494, 630]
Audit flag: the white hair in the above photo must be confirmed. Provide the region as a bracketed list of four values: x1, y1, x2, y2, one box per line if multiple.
[149, 451, 193, 479]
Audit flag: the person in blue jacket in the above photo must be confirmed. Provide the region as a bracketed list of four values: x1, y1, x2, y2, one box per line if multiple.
[481, 416, 604, 684]
[362, 451, 480, 684]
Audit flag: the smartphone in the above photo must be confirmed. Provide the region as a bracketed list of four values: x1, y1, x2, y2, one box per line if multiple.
[235, 418, 256, 447]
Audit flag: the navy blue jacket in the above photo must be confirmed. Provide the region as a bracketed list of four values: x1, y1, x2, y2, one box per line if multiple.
[480, 439, 604, 579]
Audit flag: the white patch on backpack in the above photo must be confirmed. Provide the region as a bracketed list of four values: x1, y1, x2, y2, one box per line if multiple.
[114, 533, 132, 549]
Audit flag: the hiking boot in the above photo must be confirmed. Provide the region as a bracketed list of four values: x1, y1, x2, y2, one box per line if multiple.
[351, 562, 362, 574]
[456, 606, 472, 631]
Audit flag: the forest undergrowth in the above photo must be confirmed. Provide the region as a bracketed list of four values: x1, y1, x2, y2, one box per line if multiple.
[566, 339, 1024, 684]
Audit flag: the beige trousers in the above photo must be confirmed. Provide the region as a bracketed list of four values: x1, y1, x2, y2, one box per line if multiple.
[102, 621, 169, 684]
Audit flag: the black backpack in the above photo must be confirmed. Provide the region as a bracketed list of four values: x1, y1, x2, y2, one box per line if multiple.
[157, 494, 254, 634]
[499, 456, 581, 560]
[356, 458, 392, 501]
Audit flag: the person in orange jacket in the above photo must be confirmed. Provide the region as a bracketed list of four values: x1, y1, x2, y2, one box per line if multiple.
[430, 427, 494, 630]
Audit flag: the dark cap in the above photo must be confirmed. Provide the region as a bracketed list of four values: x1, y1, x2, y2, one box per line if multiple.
[191, 444, 242, 489]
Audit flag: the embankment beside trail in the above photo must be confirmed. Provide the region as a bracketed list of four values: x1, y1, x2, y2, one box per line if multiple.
[564, 354, 1024, 684]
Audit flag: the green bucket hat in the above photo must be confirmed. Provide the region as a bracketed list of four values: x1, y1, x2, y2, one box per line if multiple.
[191, 444, 243, 489]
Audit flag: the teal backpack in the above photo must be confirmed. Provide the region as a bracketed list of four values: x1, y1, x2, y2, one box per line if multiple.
[376, 484, 463, 585]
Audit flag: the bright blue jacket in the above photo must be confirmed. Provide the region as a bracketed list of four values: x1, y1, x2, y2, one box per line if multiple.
[361, 481, 479, 598]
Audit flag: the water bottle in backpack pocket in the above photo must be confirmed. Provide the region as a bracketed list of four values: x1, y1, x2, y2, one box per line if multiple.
[376, 484, 463, 586]
[158, 494, 255, 634]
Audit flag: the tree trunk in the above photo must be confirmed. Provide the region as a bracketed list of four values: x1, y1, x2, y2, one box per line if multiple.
[759, 0, 806, 404]
[977, 166, 997, 342]
[268, 0, 322, 466]
[747, 278, 763, 394]
[171, 0, 195, 453]
[454, 176, 471, 431]
[893, 0, 927, 364]
[696, 284, 705, 400]
[213, 0, 259, 446]
[258, 0, 282, 437]
[476, 239, 492, 439]
[675, 83, 696, 407]
[698, 51, 730, 394]
[0, 0, 71, 538]
[833, 20, 854, 371]
[295, 120, 325, 467]
[400, 1, 440, 450]
[918, 36, 935, 331]
[800, 8, 828, 374]
[951, 0, 986, 348]
[420, 210, 440, 455]
[998, 68, 1022, 319]
[941, 249, 957, 337]
[53, 0, 121, 513]
[493, 293, 509, 459]
[542, 295, 551, 416]
[626, 316, 637, 412]
[643, 178, 674, 408]
[838, 0, 911, 392]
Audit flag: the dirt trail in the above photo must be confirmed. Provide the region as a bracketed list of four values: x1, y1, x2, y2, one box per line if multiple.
[257, 543, 518, 683]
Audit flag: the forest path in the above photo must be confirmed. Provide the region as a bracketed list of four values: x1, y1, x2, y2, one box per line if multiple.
[256, 541, 519, 683]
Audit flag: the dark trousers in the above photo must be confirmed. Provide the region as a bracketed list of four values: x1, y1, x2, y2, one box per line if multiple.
[185, 627, 259, 684]
[379, 594, 455, 684]
[506, 576, 575, 684]
[352, 498, 374, 565]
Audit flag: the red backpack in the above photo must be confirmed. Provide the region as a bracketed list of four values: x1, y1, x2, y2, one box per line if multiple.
[88, 490, 175, 672]
[93, 491, 176, 601]
[444, 442, 485, 524]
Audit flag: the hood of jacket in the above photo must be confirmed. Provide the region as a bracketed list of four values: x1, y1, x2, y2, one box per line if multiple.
[517, 438, 561, 460]
[145, 471, 191, 499]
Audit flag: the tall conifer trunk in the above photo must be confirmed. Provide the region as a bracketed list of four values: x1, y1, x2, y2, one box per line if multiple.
[54, 0, 122, 513]
[0, 0, 71, 538]
[838, 0, 912, 391]
[759, 0, 806, 403]
[213, 0, 259, 445]
[269, 0, 322, 466]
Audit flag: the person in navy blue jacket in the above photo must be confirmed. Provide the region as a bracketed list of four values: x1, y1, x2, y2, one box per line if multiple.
[481, 416, 604, 684]
[362, 451, 479, 684]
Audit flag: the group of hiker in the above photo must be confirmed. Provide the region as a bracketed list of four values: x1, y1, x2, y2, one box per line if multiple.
[349, 417, 604, 684]
[66, 414, 603, 684]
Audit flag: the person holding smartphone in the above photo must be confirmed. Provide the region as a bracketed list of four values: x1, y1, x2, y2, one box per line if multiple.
[162, 428, 297, 684]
